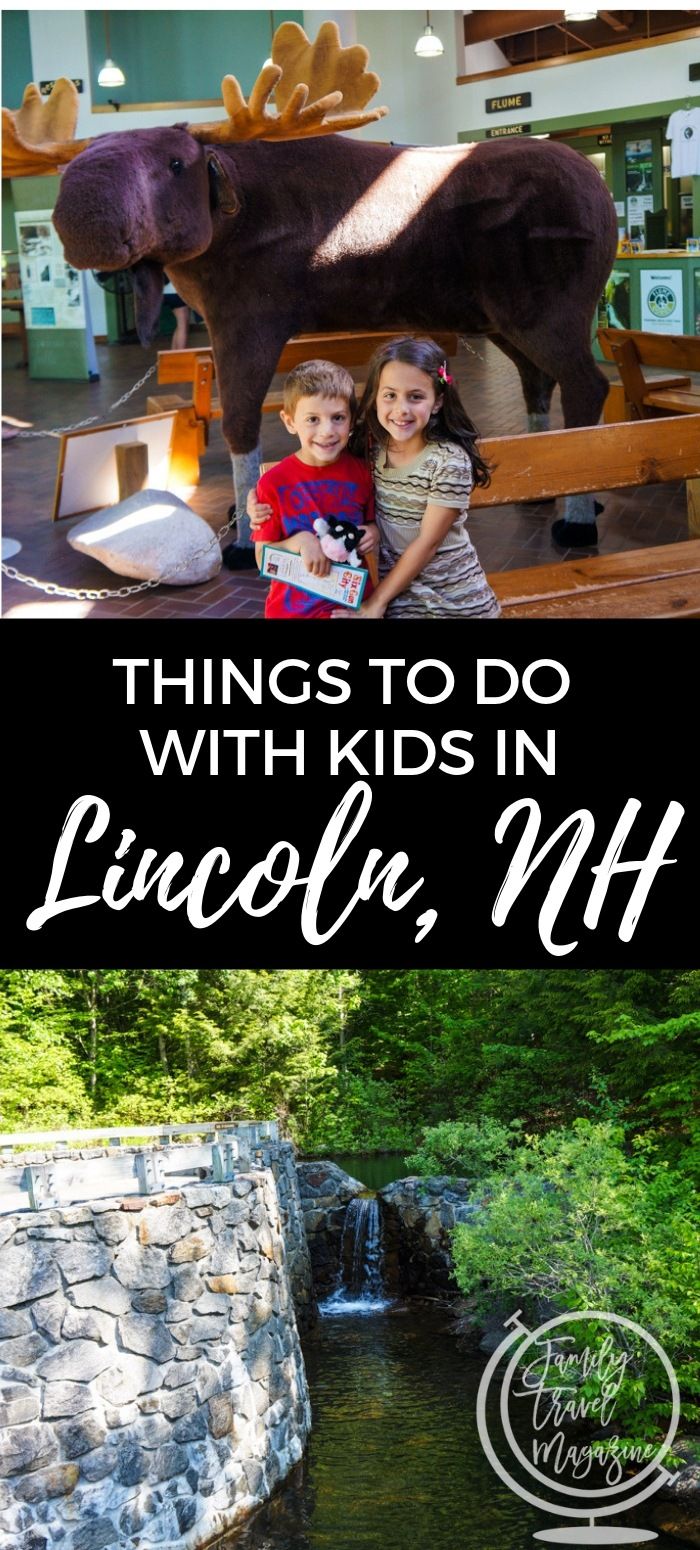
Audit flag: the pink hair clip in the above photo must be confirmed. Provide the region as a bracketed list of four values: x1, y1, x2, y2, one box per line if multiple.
[437, 361, 453, 385]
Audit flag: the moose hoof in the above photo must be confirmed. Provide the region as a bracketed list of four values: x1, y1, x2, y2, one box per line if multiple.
[551, 518, 599, 549]
[222, 543, 258, 571]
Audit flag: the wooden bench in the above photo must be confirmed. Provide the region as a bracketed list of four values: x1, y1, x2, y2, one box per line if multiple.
[474, 411, 700, 617]
[472, 409, 700, 543]
[148, 330, 458, 445]
[490, 541, 700, 618]
[597, 328, 700, 423]
[258, 414, 700, 617]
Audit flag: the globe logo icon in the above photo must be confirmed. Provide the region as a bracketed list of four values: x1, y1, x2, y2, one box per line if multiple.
[647, 285, 676, 319]
[476, 1309, 680, 1545]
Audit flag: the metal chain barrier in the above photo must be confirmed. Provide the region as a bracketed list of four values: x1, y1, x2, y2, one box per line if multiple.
[12, 363, 159, 439]
[1, 512, 239, 601]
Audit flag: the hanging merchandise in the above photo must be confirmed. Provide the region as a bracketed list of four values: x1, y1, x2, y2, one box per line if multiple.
[665, 107, 700, 178]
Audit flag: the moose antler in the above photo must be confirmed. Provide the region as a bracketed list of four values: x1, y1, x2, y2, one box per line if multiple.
[2, 79, 89, 178]
[2, 23, 387, 178]
[190, 21, 388, 144]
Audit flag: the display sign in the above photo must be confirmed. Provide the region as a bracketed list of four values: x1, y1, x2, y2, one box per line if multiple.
[641, 269, 684, 334]
[40, 78, 83, 94]
[597, 133, 612, 146]
[485, 124, 531, 139]
[485, 92, 532, 113]
[15, 209, 86, 330]
[625, 137, 653, 195]
[627, 193, 654, 242]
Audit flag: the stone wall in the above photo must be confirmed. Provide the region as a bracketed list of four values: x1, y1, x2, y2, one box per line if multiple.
[379, 1176, 477, 1296]
[296, 1162, 365, 1295]
[269, 1145, 315, 1331]
[0, 1167, 312, 1550]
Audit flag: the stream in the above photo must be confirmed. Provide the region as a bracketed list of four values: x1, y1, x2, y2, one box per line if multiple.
[222, 1159, 679, 1550]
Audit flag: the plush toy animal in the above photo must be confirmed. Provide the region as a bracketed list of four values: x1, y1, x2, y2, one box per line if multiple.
[313, 515, 364, 567]
[33, 23, 618, 544]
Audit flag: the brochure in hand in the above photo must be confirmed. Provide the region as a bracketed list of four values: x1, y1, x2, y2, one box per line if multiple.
[260, 545, 368, 610]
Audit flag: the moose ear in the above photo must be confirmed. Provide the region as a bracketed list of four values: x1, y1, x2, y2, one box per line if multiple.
[207, 151, 240, 216]
[130, 259, 165, 346]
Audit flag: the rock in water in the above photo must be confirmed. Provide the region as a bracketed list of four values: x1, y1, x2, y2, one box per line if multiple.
[68, 489, 222, 586]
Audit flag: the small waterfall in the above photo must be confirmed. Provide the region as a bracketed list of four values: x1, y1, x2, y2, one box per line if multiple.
[320, 1194, 391, 1316]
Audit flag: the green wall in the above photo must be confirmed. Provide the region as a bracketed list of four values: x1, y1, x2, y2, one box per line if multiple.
[86, 9, 303, 108]
[2, 10, 32, 110]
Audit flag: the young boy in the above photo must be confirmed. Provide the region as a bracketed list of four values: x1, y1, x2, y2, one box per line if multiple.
[251, 360, 377, 619]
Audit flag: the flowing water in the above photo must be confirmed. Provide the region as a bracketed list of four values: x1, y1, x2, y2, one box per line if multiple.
[319, 1195, 391, 1316]
[221, 1187, 680, 1550]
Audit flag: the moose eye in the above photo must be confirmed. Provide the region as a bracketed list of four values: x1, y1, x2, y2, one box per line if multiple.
[169, 158, 184, 175]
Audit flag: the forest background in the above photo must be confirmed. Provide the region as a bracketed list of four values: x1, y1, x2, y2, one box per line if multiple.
[0, 968, 697, 1161]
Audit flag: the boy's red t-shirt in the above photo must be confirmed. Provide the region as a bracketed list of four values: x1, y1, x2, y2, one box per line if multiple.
[254, 451, 375, 619]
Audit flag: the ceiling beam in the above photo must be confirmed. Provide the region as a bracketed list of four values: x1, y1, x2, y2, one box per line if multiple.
[553, 21, 597, 49]
[598, 11, 631, 31]
[464, 10, 565, 46]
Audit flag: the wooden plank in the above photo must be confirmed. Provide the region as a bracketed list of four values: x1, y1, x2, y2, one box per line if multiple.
[598, 329, 700, 373]
[158, 333, 460, 386]
[146, 393, 189, 416]
[115, 440, 149, 501]
[169, 406, 202, 487]
[644, 390, 700, 414]
[491, 541, 700, 604]
[602, 381, 630, 425]
[157, 348, 211, 385]
[471, 415, 700, 507]
[275, 331, 459, 373]
[498, 572, 700, 619]
[611, 337, 649, 417]
[687, 480, 700, 540]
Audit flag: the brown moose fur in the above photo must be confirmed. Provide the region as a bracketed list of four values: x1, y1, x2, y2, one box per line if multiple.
[53, 127, 618, 457]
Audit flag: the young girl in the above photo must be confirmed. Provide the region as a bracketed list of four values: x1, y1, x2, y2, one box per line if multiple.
[248, 335, 499, 620]
[343, 335, 499, 620]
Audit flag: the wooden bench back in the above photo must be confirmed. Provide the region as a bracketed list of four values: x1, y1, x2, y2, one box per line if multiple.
[157, 330, 460, 386]
[471, 413, 700, 507]
[597, 328, 700, 372]
[263, 414, 700, 508]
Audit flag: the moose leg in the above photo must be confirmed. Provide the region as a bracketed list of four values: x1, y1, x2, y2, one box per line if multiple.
[229, 448, 262, 550]
[214, 327, 290, 564]
[495, 326, 609, 546]
[553, 350, 610, 547]
[489, 333, 556, 434]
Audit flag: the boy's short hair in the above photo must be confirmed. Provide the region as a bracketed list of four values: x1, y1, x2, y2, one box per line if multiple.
[283, 359, 356, 416]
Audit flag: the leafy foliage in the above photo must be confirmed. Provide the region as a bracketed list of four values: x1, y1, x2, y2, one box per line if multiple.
[405, 1118, 520, 1179]
[452, 1120, 700, 1445]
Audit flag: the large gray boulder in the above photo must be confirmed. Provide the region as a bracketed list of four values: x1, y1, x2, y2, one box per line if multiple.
[68, 489, 222, 585]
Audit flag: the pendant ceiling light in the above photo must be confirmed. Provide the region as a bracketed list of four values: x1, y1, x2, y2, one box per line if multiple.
[415, 11, 444, 58]
[97, 12, 126, 89]
[563, 7, 598, 19]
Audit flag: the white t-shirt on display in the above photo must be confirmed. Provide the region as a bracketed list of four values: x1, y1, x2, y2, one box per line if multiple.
[665, 108, 700, 178]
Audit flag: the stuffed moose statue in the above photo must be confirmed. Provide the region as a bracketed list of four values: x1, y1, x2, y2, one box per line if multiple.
[7, 22, 618, 546]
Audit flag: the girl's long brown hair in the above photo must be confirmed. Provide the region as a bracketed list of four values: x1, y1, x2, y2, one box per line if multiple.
[351, 335, 491, 488]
